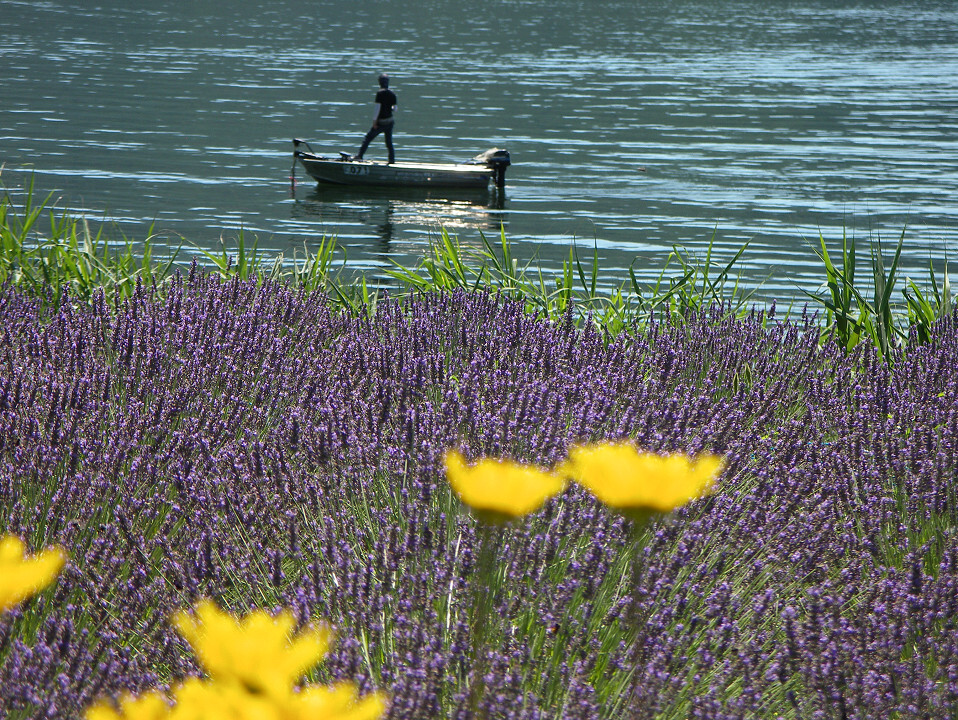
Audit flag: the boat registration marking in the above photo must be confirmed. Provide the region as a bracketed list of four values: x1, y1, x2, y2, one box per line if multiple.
[343, 165, 370, 176]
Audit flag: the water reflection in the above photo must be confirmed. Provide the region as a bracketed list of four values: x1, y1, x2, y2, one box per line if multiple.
[290, 184, 507, 253]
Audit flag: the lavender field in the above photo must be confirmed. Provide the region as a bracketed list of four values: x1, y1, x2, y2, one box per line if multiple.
[1, 269, 957, 719]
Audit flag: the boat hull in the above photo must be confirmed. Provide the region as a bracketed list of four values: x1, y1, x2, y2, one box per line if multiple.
[295, 153, 494, 189]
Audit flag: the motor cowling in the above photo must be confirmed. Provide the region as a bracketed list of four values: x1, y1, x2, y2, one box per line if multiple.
[471, 148, 511, 188]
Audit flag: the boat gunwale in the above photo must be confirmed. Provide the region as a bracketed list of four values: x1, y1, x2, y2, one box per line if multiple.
[294, 150, 495, 188]
[295, 151, 494, 175]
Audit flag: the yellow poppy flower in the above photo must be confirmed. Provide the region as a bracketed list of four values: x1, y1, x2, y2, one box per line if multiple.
[562, 442, 722, 519]
[444, 450, 566, 523]
[171, 600, 333, 697]
[85, 689, 171, 720]
[0, 533, 67, 612]
[284, 682, 388, 720]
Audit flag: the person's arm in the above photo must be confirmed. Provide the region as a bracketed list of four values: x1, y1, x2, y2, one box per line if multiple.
[372, 103, 382, 127]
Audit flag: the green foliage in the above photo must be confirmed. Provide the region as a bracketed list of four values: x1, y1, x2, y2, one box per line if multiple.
[0, 174, 180, 305]
[0, 173, 359, 312]
[802, 227, 951, 360]
[386, 225, 762, 335]
[628, 230, 759, 325]
[194, 228, 353, 300]
[903, 257, 952, 345]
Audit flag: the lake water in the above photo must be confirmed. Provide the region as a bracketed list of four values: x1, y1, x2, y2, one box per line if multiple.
[2, 0, 956, 301]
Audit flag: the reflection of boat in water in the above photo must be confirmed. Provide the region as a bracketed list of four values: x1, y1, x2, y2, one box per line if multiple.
[290, 182, 507, 251]
[302, 181, 506, 206]
[292, 139, 511, 190]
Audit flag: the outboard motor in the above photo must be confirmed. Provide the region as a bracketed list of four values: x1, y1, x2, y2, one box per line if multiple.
[471, 148, 511, 189]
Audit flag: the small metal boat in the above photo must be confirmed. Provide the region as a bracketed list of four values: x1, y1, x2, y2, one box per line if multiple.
[292, 139, 511, 190]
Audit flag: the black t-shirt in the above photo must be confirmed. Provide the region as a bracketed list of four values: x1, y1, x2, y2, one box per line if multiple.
[375, 88, 397, 120]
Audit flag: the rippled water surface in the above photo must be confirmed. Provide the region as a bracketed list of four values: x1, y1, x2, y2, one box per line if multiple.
[2, 0, 956, 298]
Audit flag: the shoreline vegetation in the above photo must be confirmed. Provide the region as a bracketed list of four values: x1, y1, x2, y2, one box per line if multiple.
[2, 178, 958, 718]
[1, 175, 953, 358]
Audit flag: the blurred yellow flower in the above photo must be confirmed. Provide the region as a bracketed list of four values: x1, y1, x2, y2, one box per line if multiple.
[284, 682, 388, 720]
[87, 600, 386, 720]
[84, 676, 387, 720]
[169, 678, 282, 720]
[562, 442, 723, 519]
[0, 533, 67, 612]
[172, 600, 332, 698]
[85, 689, 170, 720]
[444, 450, 566, 522]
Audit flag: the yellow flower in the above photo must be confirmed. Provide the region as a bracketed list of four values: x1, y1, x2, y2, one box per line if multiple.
[0, 533, 67, 612]
[85, 690, 171, 720]
[171, 600, 333, 697]
[444, 450, 566, 523]
[284, 682, 388, 720]
[562, 442, 723, 519]
[168, 678, 282, 720]
[86, 602, 387, 720]
[83, 676, 387, 720]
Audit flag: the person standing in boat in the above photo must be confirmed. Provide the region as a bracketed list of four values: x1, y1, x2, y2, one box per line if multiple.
[355, 73, 397, 163]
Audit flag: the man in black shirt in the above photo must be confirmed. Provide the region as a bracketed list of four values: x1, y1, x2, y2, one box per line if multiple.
[355, 73, 397, 163]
